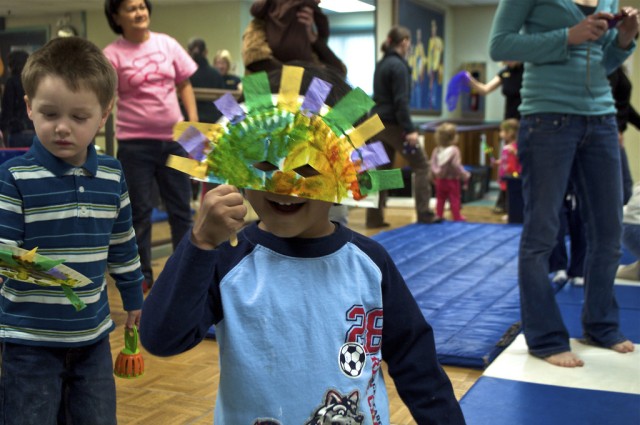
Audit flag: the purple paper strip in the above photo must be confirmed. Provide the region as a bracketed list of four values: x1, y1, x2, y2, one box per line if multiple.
[214, 93, 245, 121]
[352, 141, 390, 170]
[301, 77, 332, 113]
[177, 126, 209, 161]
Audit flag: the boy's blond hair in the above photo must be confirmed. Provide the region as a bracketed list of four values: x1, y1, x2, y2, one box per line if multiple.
[435, 122, 457, 147]
[500, 118, 519, 136]
[22, 37, 117, 111]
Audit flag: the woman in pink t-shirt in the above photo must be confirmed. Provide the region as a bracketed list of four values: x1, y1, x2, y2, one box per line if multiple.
[104, 0, 198, 291]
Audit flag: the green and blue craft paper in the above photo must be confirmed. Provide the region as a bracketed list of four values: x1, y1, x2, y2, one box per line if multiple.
[0, 244, 91, 311]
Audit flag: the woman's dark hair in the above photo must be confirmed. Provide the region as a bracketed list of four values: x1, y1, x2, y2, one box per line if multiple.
[8, 50, 29, 76]
[381, 25, 410, 54]
[104, 0, 153, 34]
[187, 37, 207, 61]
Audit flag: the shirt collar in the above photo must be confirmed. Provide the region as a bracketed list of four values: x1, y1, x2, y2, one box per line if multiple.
[30, 137, 98, 177]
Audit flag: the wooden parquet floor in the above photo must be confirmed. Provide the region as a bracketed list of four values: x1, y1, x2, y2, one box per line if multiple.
[108, 201, 503, 424]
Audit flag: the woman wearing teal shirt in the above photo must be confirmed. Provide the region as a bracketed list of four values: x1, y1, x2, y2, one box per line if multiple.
[490, 0, 638, 368]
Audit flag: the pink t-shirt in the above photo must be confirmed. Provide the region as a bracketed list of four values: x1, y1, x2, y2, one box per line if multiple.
[104, 32, 197, 141]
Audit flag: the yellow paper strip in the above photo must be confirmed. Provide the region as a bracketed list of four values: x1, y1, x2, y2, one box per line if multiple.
[278, 66, 304, 113]
[347, 115, 384, 148]
[166, 155, 208, 179]
[20, 247, 38, 262]
[173, 122, 221, 141]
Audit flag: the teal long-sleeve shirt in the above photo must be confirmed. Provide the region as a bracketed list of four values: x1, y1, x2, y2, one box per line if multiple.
[489, 0, 635, 116]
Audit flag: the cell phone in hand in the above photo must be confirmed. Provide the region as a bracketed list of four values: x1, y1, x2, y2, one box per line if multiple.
[608, 11, 627, 29]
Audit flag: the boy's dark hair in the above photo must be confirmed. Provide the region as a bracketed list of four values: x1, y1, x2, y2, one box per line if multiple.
[22, 37, 117, 111]
[104, 0, 153, 34]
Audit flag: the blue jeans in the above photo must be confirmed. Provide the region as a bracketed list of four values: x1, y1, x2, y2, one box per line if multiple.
[0, 337, 116, 425]
[549, 185, 586, 278]
[518, 113, 625, 357]
[117, 139, 193, 284]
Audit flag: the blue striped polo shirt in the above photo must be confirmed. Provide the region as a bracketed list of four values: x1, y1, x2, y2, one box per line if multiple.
[0, 138, 144, 347]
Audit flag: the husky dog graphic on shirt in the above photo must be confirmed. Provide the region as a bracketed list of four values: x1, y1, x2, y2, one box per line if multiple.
[251, 389, 364, 425]
[304, 389, 365, 425]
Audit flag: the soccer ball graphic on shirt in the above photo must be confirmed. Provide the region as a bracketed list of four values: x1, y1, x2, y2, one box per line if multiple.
[339, 342, 366, 378]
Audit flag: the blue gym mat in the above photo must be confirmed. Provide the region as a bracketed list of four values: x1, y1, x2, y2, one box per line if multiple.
[372, 222, 523, 368]
[460, 376, 640, 425]
[557, 283, 640, 343]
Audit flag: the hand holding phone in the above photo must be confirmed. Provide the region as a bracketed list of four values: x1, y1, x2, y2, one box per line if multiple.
[608, 11, 627, 29]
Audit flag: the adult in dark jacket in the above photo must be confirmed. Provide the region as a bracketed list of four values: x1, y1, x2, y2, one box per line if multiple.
[187, 38, 224, 124]
[366, 26, 435, 228]
[0, 50, 35, 147]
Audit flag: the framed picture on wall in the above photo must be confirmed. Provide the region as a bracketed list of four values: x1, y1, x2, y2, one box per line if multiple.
[394, 0, 445, 115]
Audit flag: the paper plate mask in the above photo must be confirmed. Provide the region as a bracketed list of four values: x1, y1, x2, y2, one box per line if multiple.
[0, 244, 91, 311]
[169, 65, 404, 204]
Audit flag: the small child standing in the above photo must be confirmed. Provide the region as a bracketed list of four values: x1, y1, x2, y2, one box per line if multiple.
[493, 118, 522, 215]
[140, 64, 466, 424]
[0, 37, 144, 424]
[430, 122, 470, 221]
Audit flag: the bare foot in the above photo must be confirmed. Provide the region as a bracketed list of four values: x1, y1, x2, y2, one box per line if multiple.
[611, 340, 635, 353]
[544, 351, 584, 367]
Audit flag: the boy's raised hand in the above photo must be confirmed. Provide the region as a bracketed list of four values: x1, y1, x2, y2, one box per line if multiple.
[191, 185, 247, 250]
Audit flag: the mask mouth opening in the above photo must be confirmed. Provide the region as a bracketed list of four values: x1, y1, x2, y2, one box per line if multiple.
[268, 200, 305, 214]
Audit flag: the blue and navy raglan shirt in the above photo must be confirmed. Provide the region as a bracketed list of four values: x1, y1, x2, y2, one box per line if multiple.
[0, 139, 144, 347]
[141, 222, 465, 425]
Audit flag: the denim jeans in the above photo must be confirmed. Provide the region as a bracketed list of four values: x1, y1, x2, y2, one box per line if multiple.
[549, 186, 586, 278]
[0, 337, 116, 425]
[117, 139, 193, 284]
[518, 113, 625, 357]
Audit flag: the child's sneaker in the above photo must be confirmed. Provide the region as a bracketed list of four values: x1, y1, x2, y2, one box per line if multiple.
[570, 276, 584, 286]
[551, 269, 568, 283]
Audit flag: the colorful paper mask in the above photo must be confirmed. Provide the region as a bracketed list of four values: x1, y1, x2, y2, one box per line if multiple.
[0, 245, 91, 311]
[169, 65, 404, 204]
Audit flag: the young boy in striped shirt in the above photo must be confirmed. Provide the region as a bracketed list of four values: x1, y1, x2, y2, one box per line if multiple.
[0, 37, 144, 424]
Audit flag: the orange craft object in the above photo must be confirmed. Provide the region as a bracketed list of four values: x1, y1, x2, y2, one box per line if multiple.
[114, 325, 145, 379]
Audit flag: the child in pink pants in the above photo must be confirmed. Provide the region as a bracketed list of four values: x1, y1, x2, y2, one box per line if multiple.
[430, 122, 470, 221]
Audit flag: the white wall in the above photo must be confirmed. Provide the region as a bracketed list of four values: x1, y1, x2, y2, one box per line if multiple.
[451, 5, 503, 122]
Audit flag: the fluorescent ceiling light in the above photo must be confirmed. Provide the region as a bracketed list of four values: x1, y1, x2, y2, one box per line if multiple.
[319, 0, 375, 13]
